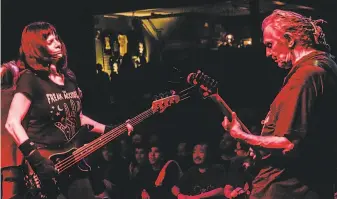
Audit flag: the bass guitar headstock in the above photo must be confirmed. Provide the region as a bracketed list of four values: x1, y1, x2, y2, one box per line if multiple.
[151, 90, 180, 113]
[187, 70, 219, 98]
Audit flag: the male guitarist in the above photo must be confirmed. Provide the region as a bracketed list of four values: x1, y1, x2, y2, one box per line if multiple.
[5, 21, 133, 199]
[222, 10, 337, 199]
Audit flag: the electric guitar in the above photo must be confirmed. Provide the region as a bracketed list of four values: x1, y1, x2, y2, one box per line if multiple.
[22, 93, 181, 199]
[186, 70, 271, 162]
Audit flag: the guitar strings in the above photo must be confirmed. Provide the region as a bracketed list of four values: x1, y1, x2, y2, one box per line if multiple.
[56, 92, 191, 173]
[55, 109, 153, 173]
[55, 109, 152, 172]
[74, 97, 178, 157]
[56, 110, 152, 173]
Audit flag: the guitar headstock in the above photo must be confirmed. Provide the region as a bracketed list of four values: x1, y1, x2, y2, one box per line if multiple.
[151, 90, 180, 113]
[187, 70, 219, 98]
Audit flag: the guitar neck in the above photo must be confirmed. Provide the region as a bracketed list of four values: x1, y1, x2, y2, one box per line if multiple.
[209, 93, 252, 135]
[209, 93, 272, 160]
[55, 108, 154, 173]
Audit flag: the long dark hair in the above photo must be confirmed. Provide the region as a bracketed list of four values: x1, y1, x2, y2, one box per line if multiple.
[18, 21, 76, 82]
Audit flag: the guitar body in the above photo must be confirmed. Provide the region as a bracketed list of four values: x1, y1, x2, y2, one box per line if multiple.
[20, 146, 91, 199]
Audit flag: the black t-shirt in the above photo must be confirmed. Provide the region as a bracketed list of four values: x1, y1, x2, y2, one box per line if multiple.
[15, 70, 82, 146]
[138, 161, 181, 199]
[251, 52, 337, 198]
[177, 165, 226, 199]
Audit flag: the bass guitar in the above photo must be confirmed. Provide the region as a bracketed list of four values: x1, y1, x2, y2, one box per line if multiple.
[22, 93, 181, 198]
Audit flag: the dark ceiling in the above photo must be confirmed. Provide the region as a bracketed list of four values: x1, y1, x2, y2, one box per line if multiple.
[3, 0, 336, 16]
[2, 0, 336, 65]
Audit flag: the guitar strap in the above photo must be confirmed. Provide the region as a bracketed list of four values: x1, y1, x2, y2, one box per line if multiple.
[154, 160, 183, 187]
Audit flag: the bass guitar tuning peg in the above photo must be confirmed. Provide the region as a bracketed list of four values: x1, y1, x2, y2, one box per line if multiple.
[211, 79, 218, 87]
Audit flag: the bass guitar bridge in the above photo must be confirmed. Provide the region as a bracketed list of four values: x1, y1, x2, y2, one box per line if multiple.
[24, 173, 48, 199]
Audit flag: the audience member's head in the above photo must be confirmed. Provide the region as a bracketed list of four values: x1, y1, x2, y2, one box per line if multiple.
[133, 143, 148, 165]
[193, 141, 211, 168]
[235, 142, 250, 157]
[132, 133, 142, 145]
[148, 142, 165, 166]
[219, 133, 237, 157]
[177, 142, 189, 157]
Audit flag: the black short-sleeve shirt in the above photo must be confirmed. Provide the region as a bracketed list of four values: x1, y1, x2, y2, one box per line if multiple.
[251, 52, 337, 198]
[177, 165, 226, 198]
[15, 70, 82, 146]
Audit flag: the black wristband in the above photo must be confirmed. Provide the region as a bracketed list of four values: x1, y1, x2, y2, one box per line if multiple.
[18, 139, 37, 157]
